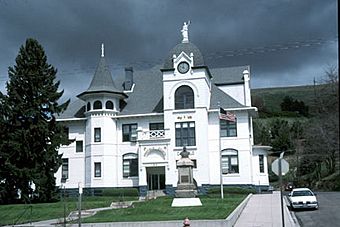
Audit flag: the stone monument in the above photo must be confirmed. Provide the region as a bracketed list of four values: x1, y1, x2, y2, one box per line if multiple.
[171, 147, 202, 207]
[175, 147, 196, 197]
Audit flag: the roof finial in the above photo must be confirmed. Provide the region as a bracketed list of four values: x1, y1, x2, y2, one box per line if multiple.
[101, 43, 104, 57]
[181, 21, 191, 43]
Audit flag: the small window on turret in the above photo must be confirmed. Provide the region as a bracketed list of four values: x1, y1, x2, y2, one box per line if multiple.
[105, 100, 114, 109]
[87, 102, 91, 111]
[93, 100, 102, 109]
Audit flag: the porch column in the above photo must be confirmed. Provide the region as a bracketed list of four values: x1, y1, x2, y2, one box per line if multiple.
[139, 166, 147, 186]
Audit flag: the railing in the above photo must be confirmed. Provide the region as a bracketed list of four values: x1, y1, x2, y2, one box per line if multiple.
[138, 129, 168, 141]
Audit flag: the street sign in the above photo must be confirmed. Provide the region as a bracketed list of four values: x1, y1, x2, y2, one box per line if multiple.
[271, 158, 289, 176]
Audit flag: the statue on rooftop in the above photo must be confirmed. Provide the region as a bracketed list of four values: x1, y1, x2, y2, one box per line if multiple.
[181, 21, 191, 43]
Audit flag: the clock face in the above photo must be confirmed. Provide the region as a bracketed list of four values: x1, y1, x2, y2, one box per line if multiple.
[177, 62, 190, 74]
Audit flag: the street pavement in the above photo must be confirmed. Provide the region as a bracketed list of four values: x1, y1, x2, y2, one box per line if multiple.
[234, 191, 300, 227]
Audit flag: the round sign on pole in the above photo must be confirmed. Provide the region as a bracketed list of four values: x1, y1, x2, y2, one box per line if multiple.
[271, 158, 289, 176]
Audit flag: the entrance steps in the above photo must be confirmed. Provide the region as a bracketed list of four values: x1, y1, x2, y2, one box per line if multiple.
[146, 190, 166, 200]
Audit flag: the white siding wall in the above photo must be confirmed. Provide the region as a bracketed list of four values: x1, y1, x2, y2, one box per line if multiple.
[252, 148, 270, 186]
[207, 111, 253, 185]
[56, 121, 85, 188]
[218, 84, 245, 105]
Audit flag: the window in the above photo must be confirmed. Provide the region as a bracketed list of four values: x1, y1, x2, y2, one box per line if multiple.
[76, 141, 83, 153]
[220, 120, 237, 137]
[61, 158, 68, 182]
[94, 162, 101, 177]
[87, 102, 91, 111]
[122, 124, 137, 142]
[93, 100, 102, 110]
[105, 100, 114, 109]
[94, 128, 101, 142]
[259, 155, 265, 173]
[175, 122, 196, 147]
[123, 153, 138, 178]
[221, 149, 239, 174]
[175, 85, 194, 109]
[149, 122, 164, 130]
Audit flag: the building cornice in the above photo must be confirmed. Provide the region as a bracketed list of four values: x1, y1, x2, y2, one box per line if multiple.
[56, 118, 86, 122]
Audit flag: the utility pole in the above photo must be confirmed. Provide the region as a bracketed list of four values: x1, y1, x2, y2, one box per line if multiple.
[78, 182, 83, 227]
[63, 185, 66, 227]
[279, 152, 285, 227]
[218, 102, 224, 199]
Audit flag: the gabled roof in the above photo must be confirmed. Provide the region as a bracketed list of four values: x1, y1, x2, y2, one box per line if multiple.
[210, 83, 244, 109]
[119, 65, 164, 115]
[211, 65, 248, 85]
[77, 57, 126, 99]
[58, 99, 86, 119]
[57, 65, 248, 120]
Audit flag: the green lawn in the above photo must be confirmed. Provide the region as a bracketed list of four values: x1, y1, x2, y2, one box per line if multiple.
[83, 194, 246, 223]
[0, 194, 246, 225]
[0, 196, 137, 226]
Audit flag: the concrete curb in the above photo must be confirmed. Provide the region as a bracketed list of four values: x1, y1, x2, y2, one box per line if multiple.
[284, 196, 301, 227]
[225, 193, 253, 225]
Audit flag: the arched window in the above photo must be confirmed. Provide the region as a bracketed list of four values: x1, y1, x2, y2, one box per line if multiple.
[123, 153, 138, 178]
[175, 85, 194, 109]
[221, 149, 239, 174]
[87, 102, 91, 111]
[105, 100, 114, 109]
[93, 100, 102, 110]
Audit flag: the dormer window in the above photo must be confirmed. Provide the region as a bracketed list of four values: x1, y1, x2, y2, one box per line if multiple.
[105, 100, 114, 110]
[93, 100, 102, 110]
[175, 85, 194, 109]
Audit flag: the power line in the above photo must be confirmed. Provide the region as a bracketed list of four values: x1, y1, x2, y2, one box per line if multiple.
[204, 37, 338, 60]
[0, 36, 337, 79]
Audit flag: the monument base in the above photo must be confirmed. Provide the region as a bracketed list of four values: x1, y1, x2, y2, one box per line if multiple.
[171, 198, 202, 207]
[175, 189, 196, 198]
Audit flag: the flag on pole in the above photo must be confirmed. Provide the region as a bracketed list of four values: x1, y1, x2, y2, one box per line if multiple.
[219, 107, 236, 122]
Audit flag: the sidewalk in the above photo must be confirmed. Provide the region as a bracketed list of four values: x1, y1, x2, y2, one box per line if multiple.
[234, 191, 300, 227]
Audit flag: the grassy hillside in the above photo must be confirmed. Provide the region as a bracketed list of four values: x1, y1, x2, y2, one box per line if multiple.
[251, 85, 320, 114]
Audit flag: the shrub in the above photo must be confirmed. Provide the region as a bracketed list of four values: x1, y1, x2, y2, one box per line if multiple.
[101, 188, 139, 197]
[207, 186, 255, 195]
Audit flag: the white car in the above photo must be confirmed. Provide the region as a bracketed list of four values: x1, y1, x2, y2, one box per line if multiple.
[288, 188, 319, 210]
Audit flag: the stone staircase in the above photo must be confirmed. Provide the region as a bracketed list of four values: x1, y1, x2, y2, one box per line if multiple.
[146, 190, 166, 200]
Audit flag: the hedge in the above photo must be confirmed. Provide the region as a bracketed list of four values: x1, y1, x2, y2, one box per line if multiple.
[101, 188, 139, 197]
[207, 186, 256, 195]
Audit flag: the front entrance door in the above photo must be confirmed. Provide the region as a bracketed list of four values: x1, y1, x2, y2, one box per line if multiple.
[147, 167, 165, 190]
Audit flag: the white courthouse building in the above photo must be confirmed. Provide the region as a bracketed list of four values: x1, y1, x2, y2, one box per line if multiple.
[55, 24, 270, 196]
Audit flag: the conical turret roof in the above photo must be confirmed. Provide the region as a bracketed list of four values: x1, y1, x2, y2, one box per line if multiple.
[77, 55, 126, 100]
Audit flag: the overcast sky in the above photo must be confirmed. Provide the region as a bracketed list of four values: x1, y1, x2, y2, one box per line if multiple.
[0, 0, 338, 101]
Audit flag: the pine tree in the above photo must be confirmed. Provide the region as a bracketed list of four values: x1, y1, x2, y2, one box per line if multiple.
[0, 38, 70, 203]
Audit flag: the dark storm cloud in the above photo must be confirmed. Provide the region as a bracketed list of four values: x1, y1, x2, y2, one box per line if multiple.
[0, 0, 337, 98]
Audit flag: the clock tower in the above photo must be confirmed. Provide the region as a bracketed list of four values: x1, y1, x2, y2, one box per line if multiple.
[161, 22, 212, 189]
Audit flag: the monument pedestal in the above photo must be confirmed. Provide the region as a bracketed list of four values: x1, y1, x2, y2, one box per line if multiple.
[171, 147, 202, 207]
[175, 184, 196, 198]
[171, 197, 202, 207]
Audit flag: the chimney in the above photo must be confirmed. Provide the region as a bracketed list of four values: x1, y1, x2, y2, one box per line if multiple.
[243, 68, 251, 106]
[124, 67, 134, 90]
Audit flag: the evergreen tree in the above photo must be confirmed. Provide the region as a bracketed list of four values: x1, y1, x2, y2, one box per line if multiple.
[0, 38, 70, 203]
[269, 119, 294, 154]
[253, 120, 271, 145]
